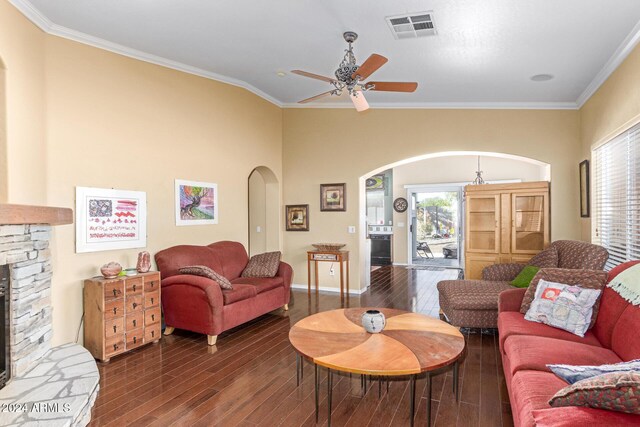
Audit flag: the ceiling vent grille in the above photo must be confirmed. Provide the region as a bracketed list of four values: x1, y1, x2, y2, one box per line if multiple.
[386, 12, 436, 39]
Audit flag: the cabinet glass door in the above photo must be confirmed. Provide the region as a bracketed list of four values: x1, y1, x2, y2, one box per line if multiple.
[512, 193, 547, 253]
[466, 195, 500, 253]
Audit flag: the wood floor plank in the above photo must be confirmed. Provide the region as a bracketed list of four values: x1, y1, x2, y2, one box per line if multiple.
[88, 266, 513, 427]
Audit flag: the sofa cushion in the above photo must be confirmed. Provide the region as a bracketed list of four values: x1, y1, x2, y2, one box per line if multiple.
[155, 245, 224, 279]
[532, 406, 640, 426]
[437, 280, 512, 310]
[208, 241, 249, 280]
[511, 370, 569, 427]
[527, 246, 559, 268]
[179, 265, 233, 289]
[503, 335, 621, 377]
[611, 303, 640, 362]
[498, 312, 602, 352]
[241, 251, 282, 278]
[524, 280, 602, 337]
[551, 240, 609, 270]
[231, 276, 283, 294]
[222, 284, 257, 305]
[520, 269, 608, 329]
[549, 371, 640, 415]
[548, 359, 640, 384]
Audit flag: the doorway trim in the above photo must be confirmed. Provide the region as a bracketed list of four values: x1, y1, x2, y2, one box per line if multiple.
[248, 166, 281, 256]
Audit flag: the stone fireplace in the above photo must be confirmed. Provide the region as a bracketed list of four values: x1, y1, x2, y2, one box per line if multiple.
[0, 204, 99, 426]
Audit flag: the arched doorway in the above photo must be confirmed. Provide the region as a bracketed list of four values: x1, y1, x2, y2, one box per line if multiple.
[359, 151, 551, 288]
[0, 55, 6, 202]
[248, 166, 280, 256]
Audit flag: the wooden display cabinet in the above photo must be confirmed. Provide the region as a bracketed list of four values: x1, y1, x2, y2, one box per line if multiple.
[84, 271, 161, 362]
[464, 182, 549, 279]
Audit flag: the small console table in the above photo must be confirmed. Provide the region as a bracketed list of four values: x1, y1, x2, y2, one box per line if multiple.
[307, 250, 349, 300]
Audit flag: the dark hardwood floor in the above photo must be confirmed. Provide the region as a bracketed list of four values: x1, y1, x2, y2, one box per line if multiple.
[89, 266, 513, 426]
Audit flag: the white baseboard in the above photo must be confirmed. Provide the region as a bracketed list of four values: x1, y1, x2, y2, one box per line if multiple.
[290, 283, 367, 295]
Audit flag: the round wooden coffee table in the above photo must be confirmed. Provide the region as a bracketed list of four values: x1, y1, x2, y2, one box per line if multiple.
[289, 308, 465, 427]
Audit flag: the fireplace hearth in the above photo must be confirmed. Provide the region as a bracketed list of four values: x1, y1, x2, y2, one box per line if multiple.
[0, 264, 9, 390]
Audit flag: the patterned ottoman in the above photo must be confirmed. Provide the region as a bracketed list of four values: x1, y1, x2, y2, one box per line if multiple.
[437, 280, 513, 328]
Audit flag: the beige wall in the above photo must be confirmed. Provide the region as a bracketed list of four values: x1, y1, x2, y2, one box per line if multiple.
[1, 3, 283, 346]
[283, 109, 581, 290]
[249, 170, 267, 256]
[0, 2, 47, 204]
[579, 44, 640, 241]
[391, 155, 549, 264]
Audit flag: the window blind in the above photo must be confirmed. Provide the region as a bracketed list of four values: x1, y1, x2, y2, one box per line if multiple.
[593, 121, 640, 270]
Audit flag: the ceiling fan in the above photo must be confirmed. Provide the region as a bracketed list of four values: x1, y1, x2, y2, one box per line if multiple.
[292, 31, 418, 112]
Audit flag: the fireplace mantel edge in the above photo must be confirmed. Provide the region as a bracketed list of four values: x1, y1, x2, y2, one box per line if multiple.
[0, 203, 73, 225]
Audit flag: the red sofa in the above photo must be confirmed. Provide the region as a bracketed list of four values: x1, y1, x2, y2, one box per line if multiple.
[155, 241, 293, 345]
[497, 260, 640, 426]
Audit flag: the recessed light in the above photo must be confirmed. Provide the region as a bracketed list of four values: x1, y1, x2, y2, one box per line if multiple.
[530, 74, 554, 82]
[276, 71, 287, 77]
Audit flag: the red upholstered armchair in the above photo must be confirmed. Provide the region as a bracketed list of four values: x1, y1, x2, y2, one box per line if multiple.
[155, 241, 292, 345]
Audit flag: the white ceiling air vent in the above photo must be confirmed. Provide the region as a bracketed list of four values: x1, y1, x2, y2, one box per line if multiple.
[386, 12, 436, 39]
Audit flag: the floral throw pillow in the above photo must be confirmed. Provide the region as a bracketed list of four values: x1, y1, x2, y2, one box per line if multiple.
[179, 265, 233, 290]
[524, 279, 601, 337]
[548, 359, 640, 384]
[241, 251, 281, 278]
[549, 371, 640, 415]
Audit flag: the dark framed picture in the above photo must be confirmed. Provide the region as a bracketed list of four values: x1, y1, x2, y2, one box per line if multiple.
[320, 183, 346, 211]
[579, 160, 590, 218]
[286, 204, 309, 231]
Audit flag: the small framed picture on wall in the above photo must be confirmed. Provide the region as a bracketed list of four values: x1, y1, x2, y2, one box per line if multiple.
[579, 160, 590, 218]
[320, 183, 346, 212]
[286, 204, 309, 231]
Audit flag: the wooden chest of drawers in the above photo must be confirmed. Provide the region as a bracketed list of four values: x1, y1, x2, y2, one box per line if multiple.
[83, 271, 161, 362]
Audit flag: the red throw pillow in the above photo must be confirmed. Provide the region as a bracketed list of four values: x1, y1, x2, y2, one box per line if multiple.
[549, 371, 640, 415]
[179, 265, 233, 290]
[241, 251, 281, 278]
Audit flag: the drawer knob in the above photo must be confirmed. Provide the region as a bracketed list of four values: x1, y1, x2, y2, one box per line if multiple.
[133, 284, 137, 292]
[113, 307, 118, 315]
[150, 297, 154, 304]
[133, 302, 138, 309]
[113, 344, 118, 351]
[133, 319, 137, 327]
[113, 289, 117, 297]
[151, 330, 155, 338]
[133, 336, 137, 344]
[151, 314, 155, 322]
[113, 325, 117, 333]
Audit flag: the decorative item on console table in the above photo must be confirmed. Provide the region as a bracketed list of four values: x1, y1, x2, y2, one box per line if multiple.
[83, 271, 161, 362]
[137, 251, 151, 273]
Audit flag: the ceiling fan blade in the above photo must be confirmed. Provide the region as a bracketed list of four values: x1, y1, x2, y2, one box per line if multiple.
[352, 54, 388, 80]
[366, 82, 418, 92]
[350, 91, 369, 112]
[291, 70, 338, 84]
[298, 90, 335, 104]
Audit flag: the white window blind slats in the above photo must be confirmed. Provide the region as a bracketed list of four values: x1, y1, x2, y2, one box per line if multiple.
[593, 122, 640, 270]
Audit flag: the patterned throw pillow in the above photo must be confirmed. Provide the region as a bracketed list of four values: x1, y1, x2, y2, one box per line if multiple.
[527, 246, 559, 268]
[178, 265, 233, 290]
[241, 251, 281, 278]
[520, 268, 608, 329]
[548, 359, 640, 384]
[549, 371, 640, 415]
[524, 279, 601, 337]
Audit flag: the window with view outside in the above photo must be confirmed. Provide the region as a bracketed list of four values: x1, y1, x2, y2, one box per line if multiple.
[592, 121, 640, 270]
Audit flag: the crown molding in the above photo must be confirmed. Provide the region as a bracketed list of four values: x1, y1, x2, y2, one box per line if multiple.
[9, 0, 640, 111]
[281, 101, 579, 110]
[576, 19, 640, 108]
[8, 0, 282, 107]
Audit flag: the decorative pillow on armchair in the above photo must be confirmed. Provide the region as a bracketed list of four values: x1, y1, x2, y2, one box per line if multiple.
[520, 268, 608, 328]
[179, 265, 233, 290]
[524, 279, 601, 337]
[241, 251, 282, 278]
[549, 371, 640, 415]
